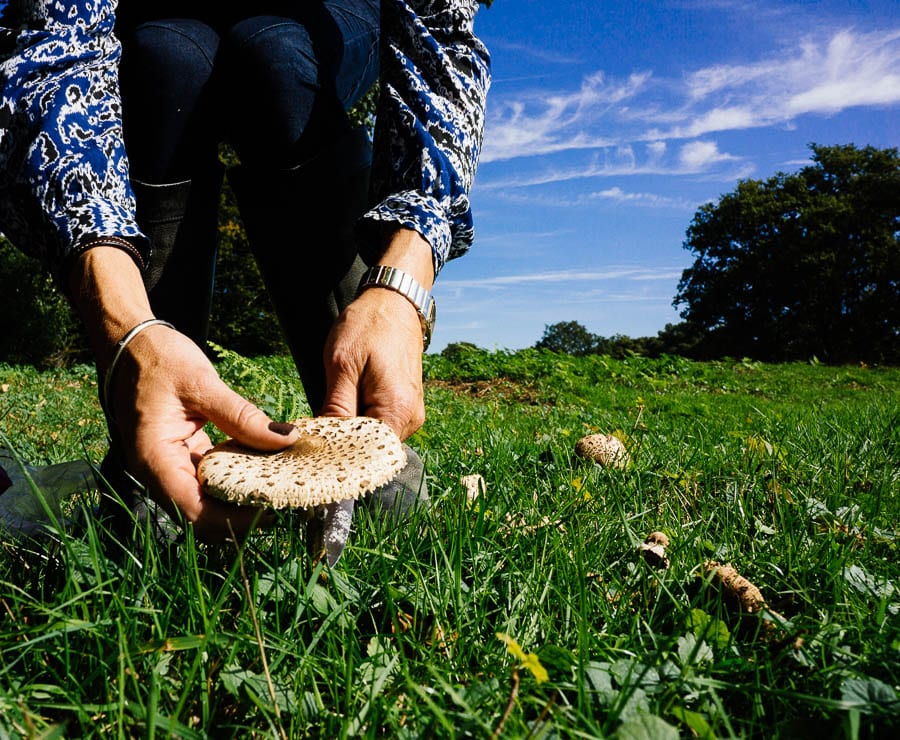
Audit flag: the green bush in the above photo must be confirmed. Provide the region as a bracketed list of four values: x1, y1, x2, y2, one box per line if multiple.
[0, 237, 88, 366]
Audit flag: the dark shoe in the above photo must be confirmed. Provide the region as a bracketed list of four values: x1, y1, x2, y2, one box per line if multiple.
[96, 449, 182, 554]
[363, 444, 430, 526]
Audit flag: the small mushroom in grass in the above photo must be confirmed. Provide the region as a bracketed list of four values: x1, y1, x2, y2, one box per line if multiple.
[701, 561, 767, 614]
[575, 434, 629, 469]
[198, 416, 406, 508]
[695, 562, 794, 641]
[460, 473, 486, 504]
[639, 531, 670, 569]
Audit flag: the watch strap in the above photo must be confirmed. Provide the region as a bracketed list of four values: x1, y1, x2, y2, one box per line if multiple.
[357, 265, 436, 350]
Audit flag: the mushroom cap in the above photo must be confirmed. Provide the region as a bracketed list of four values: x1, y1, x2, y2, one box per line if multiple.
[460, 473, 486, 504]
[574, 433, 629, 468]
[639, 531, 671, 568]
[198, 416, 406, 509]
[644, 531, 670, 548]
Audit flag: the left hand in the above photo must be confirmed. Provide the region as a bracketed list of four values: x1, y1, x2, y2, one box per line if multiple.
[319, 228, 434, 440]
[319, 287, 425, 440]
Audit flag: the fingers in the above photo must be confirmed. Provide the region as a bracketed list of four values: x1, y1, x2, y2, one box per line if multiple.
[319, 359, 361, 420]
[144, 440, 268, 543]
[112, 328, 293, 542]
[363, 389, 425, 441]
[320, 290, 426, 440]
[199, 382, 300, 451]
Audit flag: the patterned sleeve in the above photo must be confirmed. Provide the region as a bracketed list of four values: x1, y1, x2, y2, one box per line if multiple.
[358, 0, 491, 278]
[0, 1, 146, 281]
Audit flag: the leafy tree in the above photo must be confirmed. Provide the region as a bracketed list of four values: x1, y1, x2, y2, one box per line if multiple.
[534, 320, 598, 356]
[674, 144, 900, 363]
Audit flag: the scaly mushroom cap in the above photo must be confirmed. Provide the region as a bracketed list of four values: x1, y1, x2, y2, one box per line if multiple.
[574, 433, 629, 468]
[640, 531, 671, 568]
[198, 417, 406, 509]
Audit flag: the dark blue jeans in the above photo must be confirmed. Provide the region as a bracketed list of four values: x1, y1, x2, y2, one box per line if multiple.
[116, 1, 380, 182]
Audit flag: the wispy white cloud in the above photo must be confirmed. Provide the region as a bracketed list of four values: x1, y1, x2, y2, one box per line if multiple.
[481, 72, 651, 163]
[678, 28, 900, 121]
[582, 187, 696, 210]
[479, 146, 753, 190]
[678, 141, 739, 169]
[475, 228, 576, 244]
[481, 26, 900, 175]
[439, 267, 684, 290]
[485, 38, 581, 67]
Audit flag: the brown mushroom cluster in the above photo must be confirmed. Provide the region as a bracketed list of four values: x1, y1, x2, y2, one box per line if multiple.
[198, 416, 406, 509]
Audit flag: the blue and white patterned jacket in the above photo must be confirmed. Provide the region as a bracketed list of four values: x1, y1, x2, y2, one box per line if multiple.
[0, 1, 491, 281]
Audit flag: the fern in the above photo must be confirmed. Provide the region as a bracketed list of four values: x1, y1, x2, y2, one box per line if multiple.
[208, 343, 311, 423]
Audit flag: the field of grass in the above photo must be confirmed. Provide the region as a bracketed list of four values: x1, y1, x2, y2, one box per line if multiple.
[1, 348, 898, 737]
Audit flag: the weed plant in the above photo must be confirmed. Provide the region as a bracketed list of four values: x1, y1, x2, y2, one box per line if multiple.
[0, 348, 898, 737]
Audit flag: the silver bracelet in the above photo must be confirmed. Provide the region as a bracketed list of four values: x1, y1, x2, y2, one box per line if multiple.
[101, 319, 176, 419]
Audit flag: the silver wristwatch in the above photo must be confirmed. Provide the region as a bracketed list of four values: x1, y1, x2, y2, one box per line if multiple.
[357, 265, 436, 350]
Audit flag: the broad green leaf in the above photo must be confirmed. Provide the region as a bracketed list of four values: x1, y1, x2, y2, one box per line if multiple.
[220, 666, 296, 714]
[616, 712, 678, 739]
[677, 633, 713, 666]
[841, 677, 899, 713]
[687, 608, 731, 650]
[670, 705, 715, 740]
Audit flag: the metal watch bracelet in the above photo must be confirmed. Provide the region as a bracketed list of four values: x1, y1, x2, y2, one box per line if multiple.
[357, 265, 436, 350]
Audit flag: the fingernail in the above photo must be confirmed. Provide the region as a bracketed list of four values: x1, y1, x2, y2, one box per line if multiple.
[268, 421, 296, 435]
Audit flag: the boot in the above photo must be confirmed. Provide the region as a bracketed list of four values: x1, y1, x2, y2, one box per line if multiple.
[229, 127, 429, 525]
[97, 167, 223, 550]
[136, 164, 224, 347]
[96, 443, 182, 557]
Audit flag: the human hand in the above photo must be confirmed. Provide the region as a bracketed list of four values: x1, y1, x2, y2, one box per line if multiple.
[106, 323, 300, 542]
[69, 246, 299, 542]
[319, 229, 434, 439]
[320, 287, 426, 440]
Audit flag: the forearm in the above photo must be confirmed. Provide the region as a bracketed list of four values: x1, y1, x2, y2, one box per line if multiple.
[68, 247, 154, 372]
[359, 0, 491, 277]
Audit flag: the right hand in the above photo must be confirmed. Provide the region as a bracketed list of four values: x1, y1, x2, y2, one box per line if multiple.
[106, 322, 299, 542]
[70, 246, 299, 542]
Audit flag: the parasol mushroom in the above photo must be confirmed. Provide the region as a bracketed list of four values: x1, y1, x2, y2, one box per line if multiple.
[639, 531, 671, 569]
[198, 416, 406, 509]
[574, 433, 629, 469]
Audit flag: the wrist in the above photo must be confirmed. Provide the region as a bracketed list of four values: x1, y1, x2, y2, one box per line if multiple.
[374, 228, 435, 290]
[359, 228, 436, 350]
[357, 265, 436, 350]
[68, 247, 155, 370]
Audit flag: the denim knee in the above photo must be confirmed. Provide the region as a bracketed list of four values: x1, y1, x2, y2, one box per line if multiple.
[119, 19, 222, 181]
[222, 4, 378, 168]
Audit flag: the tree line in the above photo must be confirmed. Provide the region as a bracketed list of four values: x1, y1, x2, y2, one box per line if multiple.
[536, 144, 899, 364]
[1, 143, 897, 366]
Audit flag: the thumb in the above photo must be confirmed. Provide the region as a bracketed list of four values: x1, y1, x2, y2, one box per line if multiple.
[200, 381, 299, 450]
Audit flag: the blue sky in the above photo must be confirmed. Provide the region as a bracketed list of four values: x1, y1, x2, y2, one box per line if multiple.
[432, 0, 900, 352]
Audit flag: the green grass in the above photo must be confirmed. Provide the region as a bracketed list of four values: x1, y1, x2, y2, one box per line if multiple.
[1, 349, 898, 737]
